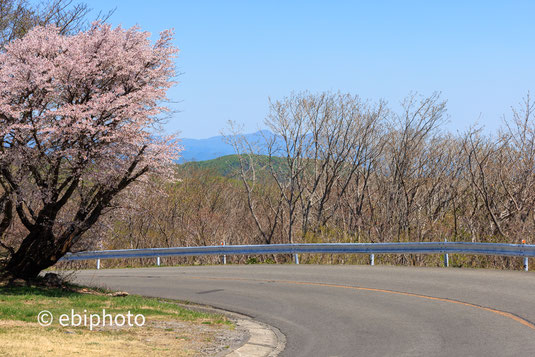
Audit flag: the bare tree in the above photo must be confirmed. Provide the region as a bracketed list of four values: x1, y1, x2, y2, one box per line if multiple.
[371, 92, 448, 247]
[0, 0, 114, 47]
[225, 123, 284, 245]
[461, 94, 535, 244]
[230, 92, 387, 245]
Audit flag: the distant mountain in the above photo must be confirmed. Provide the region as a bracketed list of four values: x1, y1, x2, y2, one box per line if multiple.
[177, 130, 273, 163]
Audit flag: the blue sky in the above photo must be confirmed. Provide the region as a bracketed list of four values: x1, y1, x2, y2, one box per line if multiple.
[86, 0, 535, 138]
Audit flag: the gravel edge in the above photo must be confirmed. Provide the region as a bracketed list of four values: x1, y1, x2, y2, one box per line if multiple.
[172, 302, 286, 357]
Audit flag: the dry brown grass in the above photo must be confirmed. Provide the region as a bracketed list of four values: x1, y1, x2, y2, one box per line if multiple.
[0, 317, 233, 357]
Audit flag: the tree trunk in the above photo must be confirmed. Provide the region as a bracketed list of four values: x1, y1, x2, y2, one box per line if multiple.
[4, 229, 61, 280]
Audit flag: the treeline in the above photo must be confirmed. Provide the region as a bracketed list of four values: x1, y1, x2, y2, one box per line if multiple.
[53, 92, 535, 269]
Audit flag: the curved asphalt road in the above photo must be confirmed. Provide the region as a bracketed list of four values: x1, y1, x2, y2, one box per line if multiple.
[75, 265, 535, 356]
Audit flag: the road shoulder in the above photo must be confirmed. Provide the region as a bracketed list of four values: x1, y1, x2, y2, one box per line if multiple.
[175, 302, 285, 357]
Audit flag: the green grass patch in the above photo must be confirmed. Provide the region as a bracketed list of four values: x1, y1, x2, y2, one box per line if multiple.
[0, 285, 230, 326]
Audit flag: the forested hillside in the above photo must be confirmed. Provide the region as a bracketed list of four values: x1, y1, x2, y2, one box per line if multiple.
[47, 92, 535, 271]
[180, 155, 287, 178]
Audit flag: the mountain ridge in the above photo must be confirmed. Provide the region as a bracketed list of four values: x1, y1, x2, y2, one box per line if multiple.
[178, 130, 272, 163]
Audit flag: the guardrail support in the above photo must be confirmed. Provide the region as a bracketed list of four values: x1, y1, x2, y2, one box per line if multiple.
[221, 241, 226, 265]
[443, 238, 449, 267]
[294, 254, 299, 264]
[157, 256, 160, 266]
[370, 254, 375, 266]
[97, 259, 100, 270]
[522, 240, 528, 271]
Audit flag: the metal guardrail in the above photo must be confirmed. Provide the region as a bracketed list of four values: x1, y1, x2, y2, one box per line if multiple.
[60, 242, 533, 271]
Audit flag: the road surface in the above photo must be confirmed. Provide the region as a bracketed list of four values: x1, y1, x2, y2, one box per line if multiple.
[75, 265, 535, 356]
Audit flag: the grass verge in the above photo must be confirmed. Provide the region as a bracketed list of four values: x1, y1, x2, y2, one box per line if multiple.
[0, 285, 235, 356]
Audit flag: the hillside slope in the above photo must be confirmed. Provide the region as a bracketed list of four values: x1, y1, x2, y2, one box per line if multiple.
[180, 154, 288, 178]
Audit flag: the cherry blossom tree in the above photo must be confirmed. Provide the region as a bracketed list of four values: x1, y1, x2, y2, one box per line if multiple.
[0, 22, 179, 280]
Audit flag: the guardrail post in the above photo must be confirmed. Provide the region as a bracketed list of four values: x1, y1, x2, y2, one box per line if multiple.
[157, 256, 161, 267]
[522, 240, 528, 271]
[370, 254, 375, 266]
[444, 239, 449, 267]
[294, 253, 299, 264]
[97, 259, 100, 270]
[221, 241, 226, 265]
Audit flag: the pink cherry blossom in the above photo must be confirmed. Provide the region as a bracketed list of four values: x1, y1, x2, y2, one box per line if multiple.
[0, 23, 180, 279]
